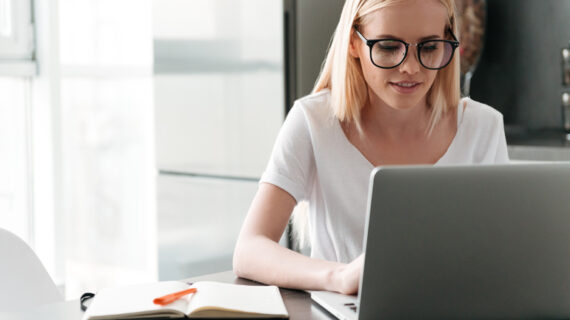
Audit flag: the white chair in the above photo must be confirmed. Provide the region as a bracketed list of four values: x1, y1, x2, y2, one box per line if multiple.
[0, 228, 63, 311]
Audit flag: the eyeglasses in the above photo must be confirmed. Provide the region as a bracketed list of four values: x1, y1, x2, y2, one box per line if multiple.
[354, 28, 460, 70]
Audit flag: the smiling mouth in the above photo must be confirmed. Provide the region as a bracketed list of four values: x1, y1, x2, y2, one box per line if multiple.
[390, 82, 421, 88]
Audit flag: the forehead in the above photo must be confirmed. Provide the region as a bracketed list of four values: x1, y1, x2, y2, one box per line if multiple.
[361, 0, 448, 38]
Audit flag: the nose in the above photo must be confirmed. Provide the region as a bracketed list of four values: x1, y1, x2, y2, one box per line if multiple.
[399, 48, 420, 74]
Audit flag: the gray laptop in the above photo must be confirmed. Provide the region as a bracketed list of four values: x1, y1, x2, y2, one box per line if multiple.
[311, 163, 570, 319]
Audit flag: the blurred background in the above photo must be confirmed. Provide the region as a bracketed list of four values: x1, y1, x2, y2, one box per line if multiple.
[1, 0, 569, 300]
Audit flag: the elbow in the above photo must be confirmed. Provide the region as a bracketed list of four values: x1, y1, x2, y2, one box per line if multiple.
[232, 238, 247, 278]
[233, 234, 273, 280]
[233, 235, 262, 280]
[232, 252, 242, 278]
[232, 261, 245, 279]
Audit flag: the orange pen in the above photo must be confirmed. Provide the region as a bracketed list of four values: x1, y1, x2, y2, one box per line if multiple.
[153, 287, 197, 306]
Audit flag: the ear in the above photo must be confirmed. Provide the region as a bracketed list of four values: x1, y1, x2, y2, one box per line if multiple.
[348, 31, 360, 59]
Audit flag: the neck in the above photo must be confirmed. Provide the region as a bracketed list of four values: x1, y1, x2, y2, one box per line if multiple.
[361, 90, 431, 140]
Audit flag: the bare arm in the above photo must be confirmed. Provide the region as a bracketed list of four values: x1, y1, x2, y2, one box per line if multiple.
[233, 183, 361, 294]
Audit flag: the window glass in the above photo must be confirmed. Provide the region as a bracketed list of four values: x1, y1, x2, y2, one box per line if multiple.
[0, 0, 33, 61]
[0, 0, 12, 37]
[58, 0, 154, 298]
[59, 0, 151, 66]
[0, 77, 30, 243]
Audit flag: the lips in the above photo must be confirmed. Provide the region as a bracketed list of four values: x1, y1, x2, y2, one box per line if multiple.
[389, 81, 421, 94]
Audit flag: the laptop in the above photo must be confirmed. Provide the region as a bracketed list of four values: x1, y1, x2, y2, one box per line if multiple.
[311, 163, 570, 319]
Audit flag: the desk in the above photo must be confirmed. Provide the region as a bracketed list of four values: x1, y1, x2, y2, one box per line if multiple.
[0, 271, 334, 319]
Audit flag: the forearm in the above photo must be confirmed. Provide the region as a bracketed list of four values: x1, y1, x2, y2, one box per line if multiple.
[233, 235, 344, 292]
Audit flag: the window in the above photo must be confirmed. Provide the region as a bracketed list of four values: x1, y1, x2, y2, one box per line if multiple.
[0, 0, 35, 76]
[0, 0, 34, 244]
[58, 0, 155, 298]
[0, 0, 155, 298]
[0, 77, 31, 244]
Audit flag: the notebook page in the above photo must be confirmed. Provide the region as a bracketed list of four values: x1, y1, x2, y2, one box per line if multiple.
[84, 281, 191, 319]
[186, 281, 287, 316]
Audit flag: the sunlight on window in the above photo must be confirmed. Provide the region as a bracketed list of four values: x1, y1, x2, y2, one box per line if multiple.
[0, 77, 29, 244]
[59, 0, 152, 66]
[58, 0, 155, 298]
[61, 77, 155, 298]
[0, 0, 12, 37]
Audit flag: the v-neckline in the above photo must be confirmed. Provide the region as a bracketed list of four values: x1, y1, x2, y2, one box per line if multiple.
[335, 98, 467, 168]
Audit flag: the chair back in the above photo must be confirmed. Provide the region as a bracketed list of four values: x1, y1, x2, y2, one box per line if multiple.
[0, 228, 63, 311]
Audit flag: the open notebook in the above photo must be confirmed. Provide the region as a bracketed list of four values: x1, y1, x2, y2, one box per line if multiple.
[82, 281, 288, 319]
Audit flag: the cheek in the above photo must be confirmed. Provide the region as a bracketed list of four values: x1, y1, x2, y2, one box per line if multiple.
[364, 71, 395, 98]
[426, 71, 438, 85]
[423, 71, 439, 94]
[359, 58, 389, 87]
[357, 47, 383, 82]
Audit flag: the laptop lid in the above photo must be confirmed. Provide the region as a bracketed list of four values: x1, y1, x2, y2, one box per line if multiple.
[358, 163, 570, 319]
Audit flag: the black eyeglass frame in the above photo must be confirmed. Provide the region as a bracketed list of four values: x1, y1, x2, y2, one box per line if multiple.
[354, 28, 460, 70]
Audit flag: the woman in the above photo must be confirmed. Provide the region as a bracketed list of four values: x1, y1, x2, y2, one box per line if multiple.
[233, 0, 509, 295]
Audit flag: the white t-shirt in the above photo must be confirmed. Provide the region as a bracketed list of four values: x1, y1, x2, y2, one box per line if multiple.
[260, 89, 509, 263]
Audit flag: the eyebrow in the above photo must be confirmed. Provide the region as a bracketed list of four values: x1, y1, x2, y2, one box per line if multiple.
[372, 34, 442, 41]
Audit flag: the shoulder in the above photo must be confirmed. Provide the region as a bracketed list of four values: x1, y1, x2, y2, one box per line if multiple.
[451, 98, 509, 163]
[460, 97, 504, 133]
[461, 97, 503, 122]
[288, 89, 335, 130]
[293, 89, 332, 118]
[277, 90, 333, 142]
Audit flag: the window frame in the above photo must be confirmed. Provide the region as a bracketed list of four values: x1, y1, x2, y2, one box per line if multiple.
[0, 0, 35, 76]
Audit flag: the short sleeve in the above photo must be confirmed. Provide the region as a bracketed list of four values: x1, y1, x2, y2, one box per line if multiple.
[259, 103, 315, 203]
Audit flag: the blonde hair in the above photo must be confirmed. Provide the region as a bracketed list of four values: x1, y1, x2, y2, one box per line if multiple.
[313, 0, 461, 134]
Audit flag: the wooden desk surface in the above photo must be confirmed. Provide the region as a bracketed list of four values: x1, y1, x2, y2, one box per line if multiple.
[0, 271, 335, 320]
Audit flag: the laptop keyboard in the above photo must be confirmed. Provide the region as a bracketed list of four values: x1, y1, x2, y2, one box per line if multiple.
[344, 302, 358, 313]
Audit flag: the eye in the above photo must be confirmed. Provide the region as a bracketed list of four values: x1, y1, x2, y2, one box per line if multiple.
[374, 40, 401, 52]
[421, 42, 440, 51]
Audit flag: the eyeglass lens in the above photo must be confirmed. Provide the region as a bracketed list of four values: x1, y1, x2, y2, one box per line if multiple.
[371, 40, 454, 69]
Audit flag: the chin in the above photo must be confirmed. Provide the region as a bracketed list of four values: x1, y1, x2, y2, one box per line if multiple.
[371, 84, 430, 111]
[384, 95, 424, 111]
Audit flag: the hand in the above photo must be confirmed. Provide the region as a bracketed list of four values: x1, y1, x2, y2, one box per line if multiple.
[334, 253, 364, 295]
